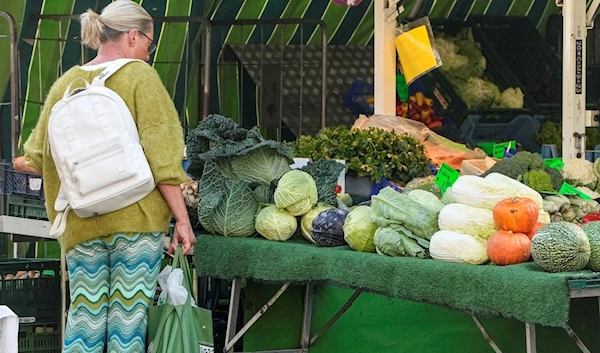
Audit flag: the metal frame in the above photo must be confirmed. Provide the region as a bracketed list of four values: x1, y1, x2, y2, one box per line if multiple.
[211, 18, 328, 137]
[223, 278, 363, 353]
[222, 277, 600, 353]
[0, 11, 20, 161]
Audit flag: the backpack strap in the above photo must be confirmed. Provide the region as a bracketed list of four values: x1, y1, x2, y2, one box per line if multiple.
[92, 58, 145, 87]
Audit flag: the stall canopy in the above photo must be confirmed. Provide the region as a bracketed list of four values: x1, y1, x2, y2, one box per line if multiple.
[0, 0, 574, 149]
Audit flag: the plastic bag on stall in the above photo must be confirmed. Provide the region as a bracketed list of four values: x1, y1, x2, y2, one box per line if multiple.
[353, 115, 486, 170]
[395, 17, 442, 85]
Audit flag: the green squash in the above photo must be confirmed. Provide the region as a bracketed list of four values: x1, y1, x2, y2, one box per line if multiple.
[531, 222, 590, 273]
[581, 221, 600, 272]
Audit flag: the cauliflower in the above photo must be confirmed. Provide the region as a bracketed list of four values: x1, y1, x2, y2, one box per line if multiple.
[562, 158, 598, 189]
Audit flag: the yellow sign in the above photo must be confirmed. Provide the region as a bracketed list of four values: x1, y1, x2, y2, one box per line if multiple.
[395, 25, 438, 84]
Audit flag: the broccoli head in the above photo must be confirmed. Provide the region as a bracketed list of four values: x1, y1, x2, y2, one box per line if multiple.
[544, 166, 564, 191]
[481, 157, 529, 180]
[522, 170, 555, 192]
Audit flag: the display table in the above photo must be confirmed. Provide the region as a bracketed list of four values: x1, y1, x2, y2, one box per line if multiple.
[194, 234, 600, 353]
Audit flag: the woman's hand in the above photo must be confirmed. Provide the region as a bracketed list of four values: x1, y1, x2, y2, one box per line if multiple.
[12, 156, 42, 175]
[169, 220, 196, 255]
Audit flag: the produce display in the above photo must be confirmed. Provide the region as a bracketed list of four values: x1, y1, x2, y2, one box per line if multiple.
[182, 115, 600, 278]
[531, 222, 591, 273]
[297, 126, 432, 184]
[396, 92, 443, 129]
[536, 121, 600, 153]
[435, 28, 524, 110]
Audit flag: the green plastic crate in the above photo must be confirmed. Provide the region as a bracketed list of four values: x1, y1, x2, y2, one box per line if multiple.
[18, 323, 61, 353]
[0, 259, 60, 324]
[6, 195, 47, 220]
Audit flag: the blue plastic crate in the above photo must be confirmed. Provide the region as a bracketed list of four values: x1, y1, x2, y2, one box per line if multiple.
[344, 80, 374, 117]
[0, 162, 44, 200]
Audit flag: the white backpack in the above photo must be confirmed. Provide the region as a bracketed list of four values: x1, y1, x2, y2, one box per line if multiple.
[48, 58, 155, 238]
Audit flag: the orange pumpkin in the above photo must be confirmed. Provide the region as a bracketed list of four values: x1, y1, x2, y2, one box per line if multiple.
[486, 230, 531, 266]
[493, 197, 539, 233]
[526, 222, 545, 240]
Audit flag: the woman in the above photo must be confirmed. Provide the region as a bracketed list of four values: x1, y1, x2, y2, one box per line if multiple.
[13, 1, 196, 352]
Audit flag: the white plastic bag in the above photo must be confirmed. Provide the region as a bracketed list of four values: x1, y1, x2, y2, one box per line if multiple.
[157, 265, 195, 306]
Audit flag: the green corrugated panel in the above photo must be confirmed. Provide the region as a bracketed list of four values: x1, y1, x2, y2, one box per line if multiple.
[225, 0, 268, 45]
[20, 0, 75, 149]
[536, 0, 561, 32]
[507, 0, 535, 16]
[152, 0, 192, 98]
[308, 1, 350, 45]
[347, 0, 373, 45]
[468, 0, 492, 16]
[429, 0, 458, 18]
[267, 0, 311, 45]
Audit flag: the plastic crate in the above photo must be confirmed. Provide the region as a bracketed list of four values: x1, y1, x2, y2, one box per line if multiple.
[7, 195, 48, 220]
[18, 323, 61, 353]
[344, 80, 374, 116]
[460, 113, 541, 153]
[408, 19, 532, 128]
[0, 259, 61, 324]
[470, 16, 564, 110]
[0, 162, 44, 199]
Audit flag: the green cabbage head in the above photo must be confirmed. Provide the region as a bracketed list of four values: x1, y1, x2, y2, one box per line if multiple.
[301, 203, 335, 243]
[343, 206, 378, 252]
[255, 205, 297, 241]
[275, 170, 318, 216]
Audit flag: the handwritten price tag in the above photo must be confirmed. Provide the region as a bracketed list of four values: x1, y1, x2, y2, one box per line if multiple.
[544, 158, 564, 171]
[492, 141, 516, 159]
[435, 163, 460, 194]
[559, 182, 592, 200]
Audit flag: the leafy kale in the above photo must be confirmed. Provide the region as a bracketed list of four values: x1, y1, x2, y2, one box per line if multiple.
[300, 159, 346, 206]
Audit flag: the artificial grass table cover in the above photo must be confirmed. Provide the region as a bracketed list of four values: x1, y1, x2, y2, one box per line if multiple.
[194, 234, 600, 327]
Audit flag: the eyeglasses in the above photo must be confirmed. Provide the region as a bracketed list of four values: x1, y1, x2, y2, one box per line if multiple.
[138, 30, 157, 55]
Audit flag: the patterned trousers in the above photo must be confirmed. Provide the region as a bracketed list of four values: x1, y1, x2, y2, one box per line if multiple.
[62, 232, 164, 353]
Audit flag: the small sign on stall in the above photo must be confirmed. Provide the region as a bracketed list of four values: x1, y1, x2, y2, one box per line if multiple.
[435, 163, 460, 194]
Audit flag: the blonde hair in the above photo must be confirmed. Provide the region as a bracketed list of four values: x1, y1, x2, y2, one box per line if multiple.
[80, 0, 153, 50]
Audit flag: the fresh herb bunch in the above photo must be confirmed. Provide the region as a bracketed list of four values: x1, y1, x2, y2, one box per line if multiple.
[297, 126, 432, 185]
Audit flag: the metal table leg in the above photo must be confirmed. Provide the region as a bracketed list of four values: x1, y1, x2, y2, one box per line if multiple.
[225, 277, 242, 353]
[301, 284, 314, 353]
[526, 324, 536, 353]
[471, 315, 502, 353]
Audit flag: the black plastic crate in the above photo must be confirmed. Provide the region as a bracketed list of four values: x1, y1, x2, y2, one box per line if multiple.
[407, 19, 533, 128]
[0, 162, 44, 199]
[0, 259, 60, 324]
[470, 16, 563, 110]
[7, 195, 48, 220]
[18, 322, 61, 353]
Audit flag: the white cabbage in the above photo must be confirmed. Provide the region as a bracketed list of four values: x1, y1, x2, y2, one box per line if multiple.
[451, 175, 517, 210]
[484, 173, 543, 209]
[301, 203, 335, 243]
[274, 170, 318, 216]
[343, 206, 378, 252]
[429, 230, 489, 265]
[438, 204, 497, 240]
[255, 205, 297, 241]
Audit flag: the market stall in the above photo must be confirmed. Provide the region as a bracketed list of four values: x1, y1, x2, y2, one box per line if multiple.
[194, 235, 600, 353]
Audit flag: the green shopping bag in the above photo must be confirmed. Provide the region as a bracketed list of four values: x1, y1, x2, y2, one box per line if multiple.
[147, 246, 214, 353]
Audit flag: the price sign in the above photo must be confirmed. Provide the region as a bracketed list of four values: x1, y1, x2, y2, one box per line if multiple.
[492, 141, 516, 159]
[435, 163, 460, 194]
[559, 182, 592, 200]
[544, 158, 564, 171]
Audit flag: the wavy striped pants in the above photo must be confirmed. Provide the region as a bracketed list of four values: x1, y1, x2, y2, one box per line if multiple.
[63, 232, 164, 353]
